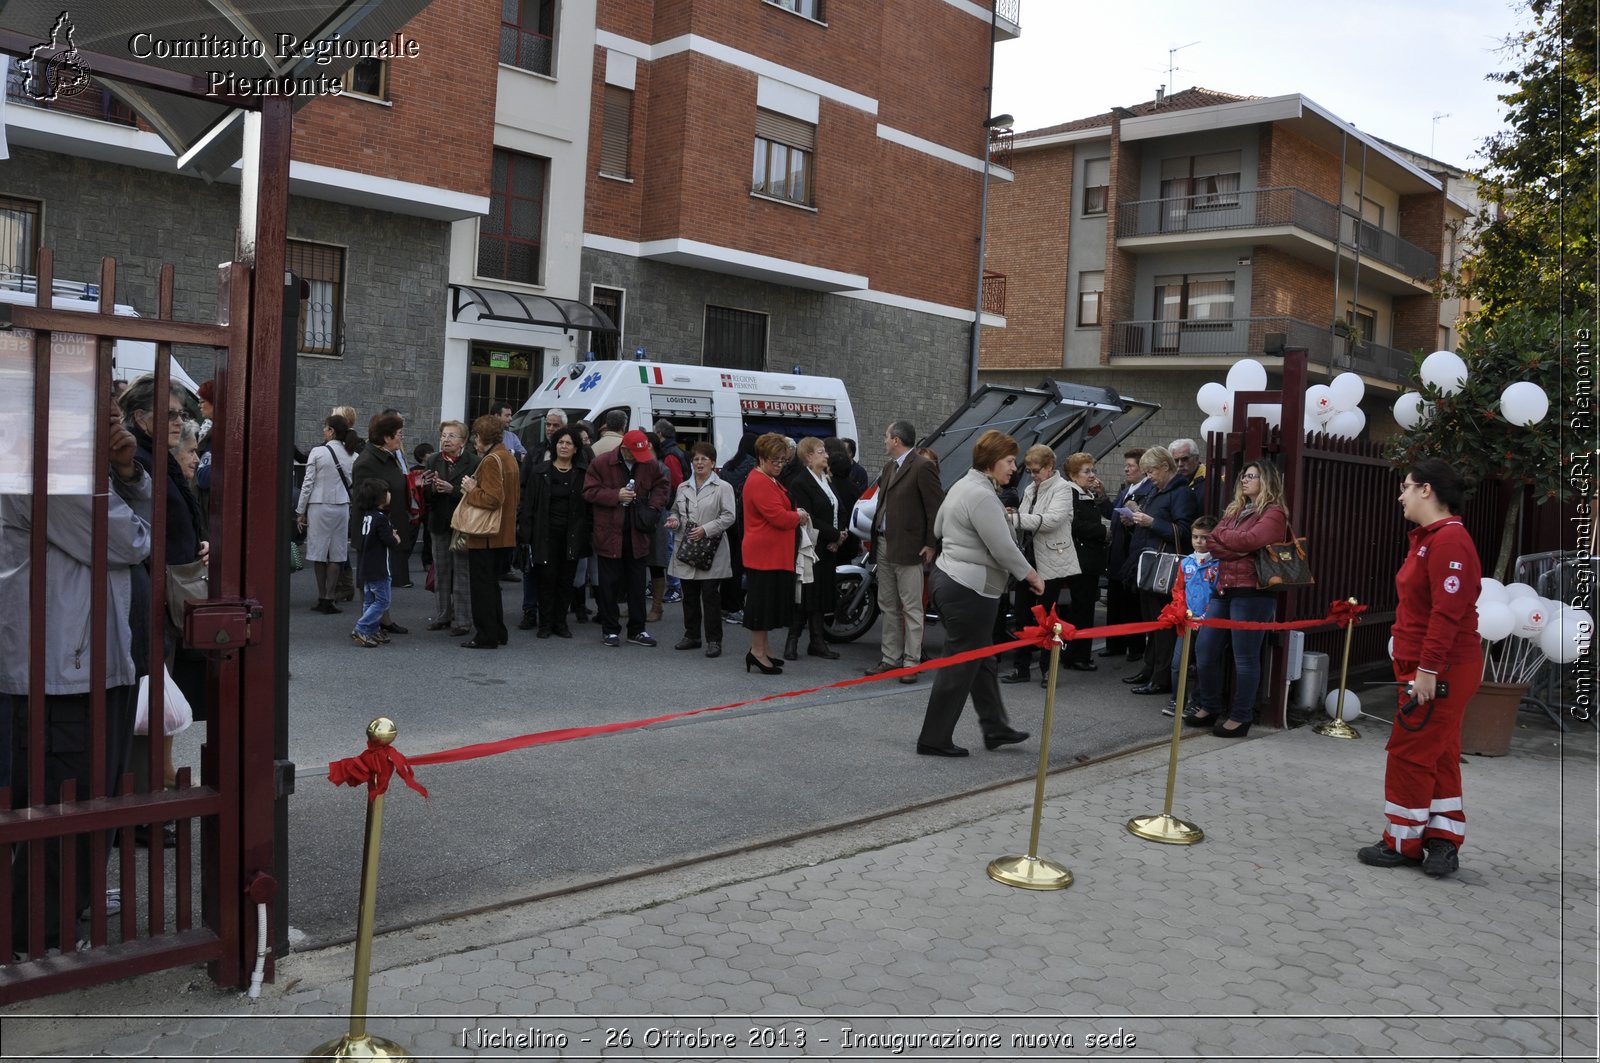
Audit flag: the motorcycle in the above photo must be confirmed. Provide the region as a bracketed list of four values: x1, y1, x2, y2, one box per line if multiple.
[826, 547, 881, 643]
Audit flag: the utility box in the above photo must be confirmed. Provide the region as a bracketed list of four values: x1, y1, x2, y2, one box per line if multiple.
[1295, 651, 1330, 713]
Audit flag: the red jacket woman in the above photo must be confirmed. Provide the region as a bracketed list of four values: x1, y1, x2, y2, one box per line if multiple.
[742, 461, 804, 571]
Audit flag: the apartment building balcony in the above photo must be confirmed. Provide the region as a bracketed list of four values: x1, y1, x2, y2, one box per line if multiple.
[990, 0, 1021, 41]
[1115, 186, 1437, 293]
[1108, 315, 1415, 387]
[981, 271, 1007, 315]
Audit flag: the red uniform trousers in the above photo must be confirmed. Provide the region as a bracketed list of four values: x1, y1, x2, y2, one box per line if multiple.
[1381, 653, 1482, 858]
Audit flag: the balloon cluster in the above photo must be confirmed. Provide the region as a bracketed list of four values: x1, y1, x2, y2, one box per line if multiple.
[1473, 577, 1593, 682]
[1195, 361, 1369, 443]
[1393, 350, 1550, 430]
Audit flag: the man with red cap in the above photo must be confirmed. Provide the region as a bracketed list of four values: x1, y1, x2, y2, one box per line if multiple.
[583, 428, 669, 647]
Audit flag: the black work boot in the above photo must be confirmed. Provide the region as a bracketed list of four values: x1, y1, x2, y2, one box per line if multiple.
[1357, 844, 1420, 868]
[1421, 838, 1460, 877]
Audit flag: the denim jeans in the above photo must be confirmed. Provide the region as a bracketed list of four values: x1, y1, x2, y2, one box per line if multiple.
[357, 579, 392, 636]
[1195, 592, 1277, 722]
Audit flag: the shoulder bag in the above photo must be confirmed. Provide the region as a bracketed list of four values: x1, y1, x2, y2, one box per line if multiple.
[165, 559, 209, 628]
[1135, 523, 1181, 597]
[1256, 516, 1314, 590]
[675, 517, 722, 570]
[324, 442, 353, 499]
[451, 499, 501, 539]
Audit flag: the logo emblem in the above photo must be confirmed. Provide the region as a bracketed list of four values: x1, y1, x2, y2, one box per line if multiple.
[24, 12, 93, 102]
[577, 371, 601, 393]
[1443, 575, 1460, 594]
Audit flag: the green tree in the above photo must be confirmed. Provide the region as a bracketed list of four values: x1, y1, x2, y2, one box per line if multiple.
[1387, 0, 1597, 579]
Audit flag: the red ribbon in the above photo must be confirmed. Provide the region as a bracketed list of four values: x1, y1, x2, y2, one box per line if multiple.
[1019, 604, 1075, 646]
[1327, 599, 1369, 627]
[327, 739, 430, 801]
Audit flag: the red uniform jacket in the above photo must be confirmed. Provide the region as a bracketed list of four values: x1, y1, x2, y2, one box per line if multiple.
[1392, 517, 1481, 674]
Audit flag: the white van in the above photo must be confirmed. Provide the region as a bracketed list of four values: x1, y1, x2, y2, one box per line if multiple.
[0, 273, 202, 395]
[513, 361, 858, 461]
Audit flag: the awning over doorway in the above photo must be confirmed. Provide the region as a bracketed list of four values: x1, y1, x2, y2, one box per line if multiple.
[0, 0, 432, 178]
[450, 284, 617, 334]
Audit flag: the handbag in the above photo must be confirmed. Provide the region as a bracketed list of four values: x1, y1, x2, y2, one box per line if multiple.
[450, 498, 501, 538]
[676, 519, 722, 571]
[1256, 519, 1314, 590]
[165, 559, 208, 628]
[288, 540, 304, 573]
[134, 665, 194, 736]
[631, 502, 660, 534]
[1134, 523, 1181, 596]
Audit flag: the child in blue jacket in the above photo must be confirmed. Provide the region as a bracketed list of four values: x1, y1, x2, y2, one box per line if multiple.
[1168, 516, 1219, 713]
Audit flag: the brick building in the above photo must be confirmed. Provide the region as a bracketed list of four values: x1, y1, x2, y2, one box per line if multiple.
[1, 0, 500, 448]
[578, 0, 1021, 441]
[980, 88, 1467, 451]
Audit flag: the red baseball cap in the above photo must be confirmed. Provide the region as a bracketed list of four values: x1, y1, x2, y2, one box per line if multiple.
[623, 429, 654, 459]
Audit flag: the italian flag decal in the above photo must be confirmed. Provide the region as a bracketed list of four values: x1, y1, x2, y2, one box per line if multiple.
[639, 366, 663, 384]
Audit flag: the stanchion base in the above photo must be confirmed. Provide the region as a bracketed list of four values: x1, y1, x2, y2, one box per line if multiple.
[302, 1033, 416, 1062]
[987, 854, 1074, 891]
[1312, 719, 1361, 740]
[1126, 813, 1204, 845]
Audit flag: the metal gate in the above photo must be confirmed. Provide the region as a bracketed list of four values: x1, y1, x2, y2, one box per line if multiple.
[0, 247, 287, 1003]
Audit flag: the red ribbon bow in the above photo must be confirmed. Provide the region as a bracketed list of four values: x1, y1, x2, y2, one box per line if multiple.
[1158, 576, 1194, 630]
[328, 739, 430, 801]
[1021, 604, 1076, 646]
[1327, 599, 1369, 627]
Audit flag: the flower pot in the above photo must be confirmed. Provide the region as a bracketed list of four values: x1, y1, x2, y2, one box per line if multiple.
[1460, 681, 1527, 757]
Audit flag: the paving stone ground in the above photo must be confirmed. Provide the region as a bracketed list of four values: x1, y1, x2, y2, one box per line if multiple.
[4, 721, 1596, 1061]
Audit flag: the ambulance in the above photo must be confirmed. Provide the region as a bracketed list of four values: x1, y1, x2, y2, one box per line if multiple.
[512, 361, 858, 460]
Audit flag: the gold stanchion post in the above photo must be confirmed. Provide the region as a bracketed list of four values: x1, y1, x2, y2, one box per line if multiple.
[988, 624, 1074, 890]
[1313, 598, 1362, 740]
[303, 718, 416, 1063]
[1127, 619, 1204, 845]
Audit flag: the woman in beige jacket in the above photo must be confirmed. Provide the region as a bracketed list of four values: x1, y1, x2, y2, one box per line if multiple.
[458, 414, 521, 648]
[1002, 445, 1080, 684]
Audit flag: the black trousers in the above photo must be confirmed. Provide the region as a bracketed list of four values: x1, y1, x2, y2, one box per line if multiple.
[681, 577, 724, 644]
[720, 531, 746, 612]
[917, 570, 1015, 749]
[10, 687, 137, 952]
[597, 531, 649, 637]
[467, 546, 510, 645]
[536, 552, 579, 631]
[1139, 588, 1175, 689]
[1104, 578, 1146, 655]
[1064, 570, 1100, 666]
[1009, 575, 1068, 674]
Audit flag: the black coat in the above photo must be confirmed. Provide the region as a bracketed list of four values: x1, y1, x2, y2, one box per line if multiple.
[422, 449, 479, 536]
[1106, 478, 1153, 583]
[1067, 482, 1108, 578]
[518, 458, 593, 563]
[782, 464, 845, 606]
[131, 424, 205, 567]
[1125, 473, 1199, 581]
[351, 445, 410, 546]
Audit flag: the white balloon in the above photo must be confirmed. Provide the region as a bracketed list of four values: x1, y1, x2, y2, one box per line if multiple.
[1386, 635, 1395, 660]
[1478, 576, 1507, 597]
[1420, 350, 1469, 396]
[1305, 384, 1335, 421]
[1539, 611, 1591, 664]
[1477, 582, 1509, 607]
[1329, 372, 1366, 413]
[1500, 380, 1550, 427]
[1246, 403, 1282, 428]
[1511, 596, 1553, 639]
[1324, 689, 1362, 720]
[1326, 409, 1365, 439]
[1475, 601, 1515, 641]
[1504, 582, 1539, 602]
[1199, 414, 1229, 440]
[1197, 382, 1229, 416]
[1394, 392, 1425, 430]
[1226, 359, 1268, 394]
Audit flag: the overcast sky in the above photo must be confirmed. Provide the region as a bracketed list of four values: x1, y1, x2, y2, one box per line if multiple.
[991, 0, 1527, 169]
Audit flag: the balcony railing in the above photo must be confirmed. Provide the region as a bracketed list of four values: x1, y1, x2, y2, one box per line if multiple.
[1115, 186, 1437, 280]
[982, 271, 1007, 316]
[992, 0, 1021, 24]
[988, 127, 1013, 170]
[1109, 315, 1414, 383]
[500, 25, 554, 75]
[4, 65, 139, 127]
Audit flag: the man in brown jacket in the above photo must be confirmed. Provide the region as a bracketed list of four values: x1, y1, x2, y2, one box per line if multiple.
[583, 429, 670, 646]
[458, 414, 521, 648]
[866, 420, 945, 682]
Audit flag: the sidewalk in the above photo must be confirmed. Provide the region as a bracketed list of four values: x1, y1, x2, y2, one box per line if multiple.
[5, 716, 1596, 1061]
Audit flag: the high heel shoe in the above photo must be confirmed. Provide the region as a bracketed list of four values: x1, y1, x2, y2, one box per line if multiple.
[1212, 720, 1251, 738]
[745, 651, 783, 675]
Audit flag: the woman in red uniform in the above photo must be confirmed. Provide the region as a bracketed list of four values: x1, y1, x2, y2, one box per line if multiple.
[1359, 459, 1481, 878]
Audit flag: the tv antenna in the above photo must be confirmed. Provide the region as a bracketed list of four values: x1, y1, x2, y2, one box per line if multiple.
[1166, 40, 1200, 90]
[1430, 111, 1451, 158]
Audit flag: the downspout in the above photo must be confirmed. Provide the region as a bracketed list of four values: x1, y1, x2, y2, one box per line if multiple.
[1348, 140, 1368, 368]
[967, 0, 1000, 396]
[1332, 129, 1345, 364]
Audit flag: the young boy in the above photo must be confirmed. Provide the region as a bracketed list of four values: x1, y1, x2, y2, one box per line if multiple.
[352, 479, 400, 648]
[1166, 515, 1219, 715]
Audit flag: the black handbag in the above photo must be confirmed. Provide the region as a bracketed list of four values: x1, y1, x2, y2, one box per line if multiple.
[1256, 519, 1314, 590]
[1135, 524, 1181, 596]
[675, 520, 722, 570]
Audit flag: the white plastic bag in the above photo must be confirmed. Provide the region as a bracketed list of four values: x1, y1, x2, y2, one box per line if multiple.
[134, 666, 194, 736]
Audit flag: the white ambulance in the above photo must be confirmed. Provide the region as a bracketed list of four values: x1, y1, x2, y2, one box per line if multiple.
[512, 361, 858, 461]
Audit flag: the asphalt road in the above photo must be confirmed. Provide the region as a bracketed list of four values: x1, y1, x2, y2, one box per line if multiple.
[176, 567, 1178, 948]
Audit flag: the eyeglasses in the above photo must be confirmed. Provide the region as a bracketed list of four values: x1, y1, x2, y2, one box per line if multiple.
[1400, 481, 1424, 493]
[1239, 472, 1260, 481]
[1025, 465, 1044, 474]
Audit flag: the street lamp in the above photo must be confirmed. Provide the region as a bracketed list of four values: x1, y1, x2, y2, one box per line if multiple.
[969, 111, 1015, 394]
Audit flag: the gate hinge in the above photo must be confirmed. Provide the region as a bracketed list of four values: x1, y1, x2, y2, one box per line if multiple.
[274, 759, 297, 799]
[183, 597, 264, 650]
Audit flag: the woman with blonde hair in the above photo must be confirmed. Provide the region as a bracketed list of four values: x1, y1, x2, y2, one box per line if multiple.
[915, 430, 1043, 757]
[1185, 459, 1288, 736]
[1123, 445, 1198, 696]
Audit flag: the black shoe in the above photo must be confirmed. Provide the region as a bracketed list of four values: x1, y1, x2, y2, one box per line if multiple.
[537, 626, 553, 639]
[983, 728, 1030, 751]
[704, 642, 721, 658]
[675, 636, 703, 651]
[518, 613, 538, 631]
[1184, 711, 1219, 728]
[553, 624, 573, 639]
[999, 668, 1030, 684]
[1066, 661, 1098, 672]
[427, 620, 452, 631]
[311, 599, 333, 614]
[783, 636, 801, 661]
[1422, 839, 1460, 877]
[460, 639, 498, 649]
[1358, 844, 1420, 868]
[1122, 672, 1153, 685]
[380, 622, 409, 635]
[1125, 647, 1144, 661]
[1212, 720, 1250, 737]
[807, 642, 841, 660]
[916, 743, 969, 757]
[1096, 646, 1116, 658]
[745, 651, 782, 674]
[1131, 683, 1170, 696]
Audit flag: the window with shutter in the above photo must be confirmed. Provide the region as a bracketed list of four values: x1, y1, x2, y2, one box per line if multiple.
[600, 85, 633, 178]
[751, 108, 816, 206]
[287, 240, 345, 356]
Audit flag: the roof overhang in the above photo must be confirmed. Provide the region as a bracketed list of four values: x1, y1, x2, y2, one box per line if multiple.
[451, 285, 618, 334]
[0, 0, 432, 179]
